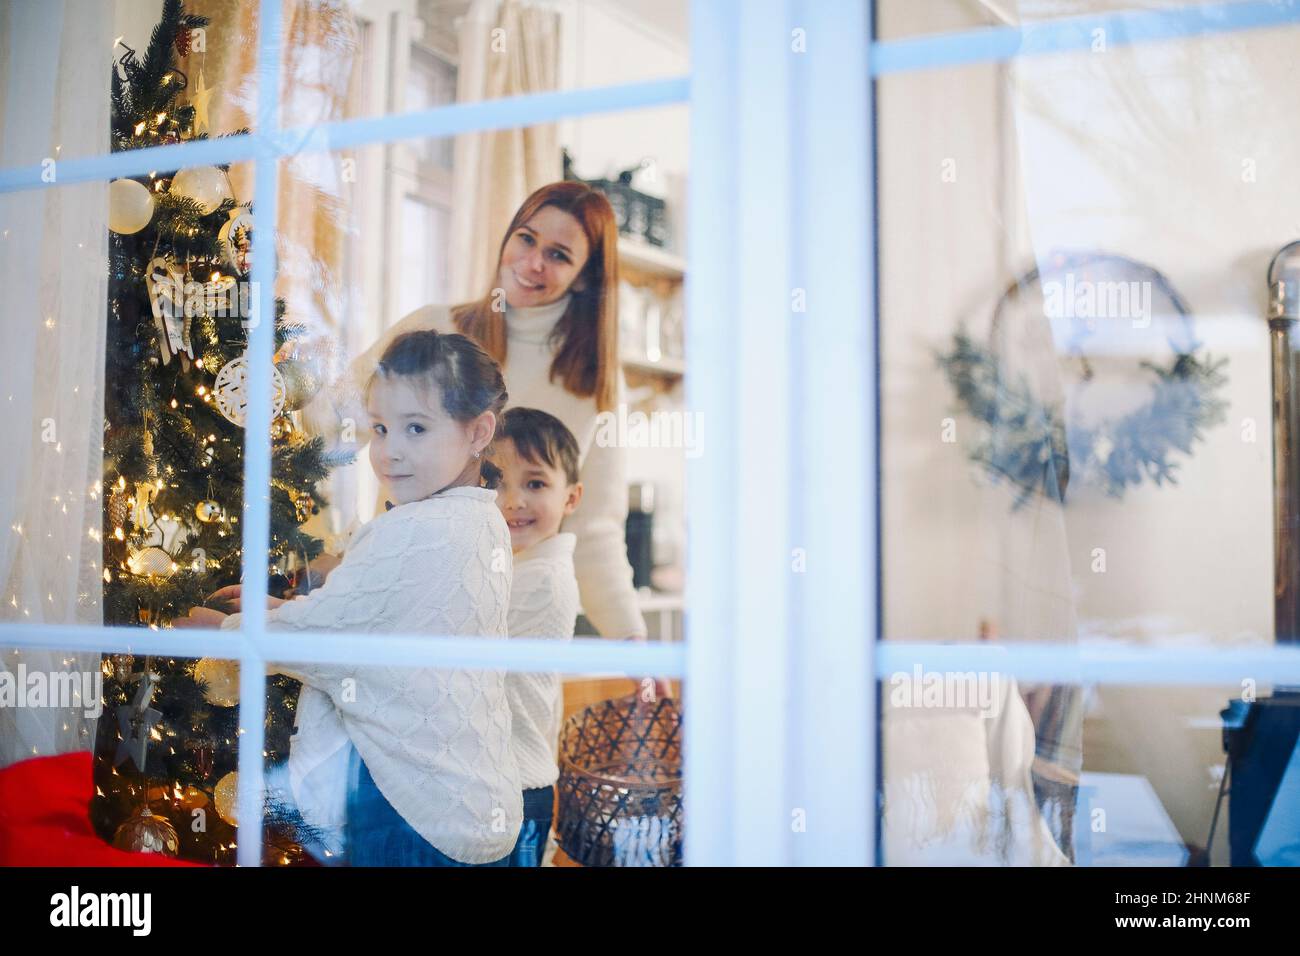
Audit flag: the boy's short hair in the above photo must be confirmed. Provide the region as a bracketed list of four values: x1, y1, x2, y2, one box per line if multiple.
[493, 407, 581, 485]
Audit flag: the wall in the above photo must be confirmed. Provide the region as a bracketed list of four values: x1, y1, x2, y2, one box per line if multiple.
[555, 0, 688, 187]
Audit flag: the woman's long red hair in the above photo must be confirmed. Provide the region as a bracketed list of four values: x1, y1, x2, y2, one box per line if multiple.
[451, 181, 620, 412]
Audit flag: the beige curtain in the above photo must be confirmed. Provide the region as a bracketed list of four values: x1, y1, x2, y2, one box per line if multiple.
[181, 0, 359, 337]
[0, 0, 112, 767]
[448, 0, 562, 303]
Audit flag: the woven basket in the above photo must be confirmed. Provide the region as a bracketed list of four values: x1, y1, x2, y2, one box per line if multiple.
[556, 694, 683, 866]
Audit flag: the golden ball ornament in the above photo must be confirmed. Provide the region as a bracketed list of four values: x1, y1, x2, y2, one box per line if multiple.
[195, 499, 224, 523]
[270, 414, 296, 441]
[292, 492, 316, 523]
[213, 771, 239, 824]
[111, 805, 180, 856]
[276, 359, 322, 411]
[194, 657, 240, 707]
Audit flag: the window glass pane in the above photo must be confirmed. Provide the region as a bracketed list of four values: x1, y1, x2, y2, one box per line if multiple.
[875, 0, 1006, 42]
[91, 658, 680, 866]
[107, 0, 275, 151]
[873, 1, 1279, 46]
[102, 158, 261, 627]
[398, 194, 450, 316]
[1, 104, 687, 861]
[881, 675, 1291, 867]
[342, 0, 688, 120]
[266, 668, 683, 868]
[405, 45, 457, 168]
[879, 7, 1300, 864]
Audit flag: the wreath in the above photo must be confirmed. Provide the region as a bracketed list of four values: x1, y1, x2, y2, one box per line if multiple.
[937, 252, 1230, 509]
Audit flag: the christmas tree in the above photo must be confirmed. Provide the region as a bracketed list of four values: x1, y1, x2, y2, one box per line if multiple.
[92, 0, 344, 864]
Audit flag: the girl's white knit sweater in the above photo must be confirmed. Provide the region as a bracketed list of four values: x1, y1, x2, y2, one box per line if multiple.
[506, 532, 580, 789]
[344, 296, 647, 640]
[221, 487, 522, 865]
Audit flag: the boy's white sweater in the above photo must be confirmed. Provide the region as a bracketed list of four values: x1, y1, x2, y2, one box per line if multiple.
[506, 532, 580, 790]
[221, 487, 522, 865]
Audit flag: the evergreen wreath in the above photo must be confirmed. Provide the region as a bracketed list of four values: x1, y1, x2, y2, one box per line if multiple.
[937, 252, 1230, 508]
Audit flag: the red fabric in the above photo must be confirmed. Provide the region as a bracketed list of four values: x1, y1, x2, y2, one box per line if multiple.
[0, 752, 204, 867]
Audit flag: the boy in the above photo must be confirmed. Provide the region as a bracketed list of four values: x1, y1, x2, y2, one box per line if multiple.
[491, 407, 583, 866]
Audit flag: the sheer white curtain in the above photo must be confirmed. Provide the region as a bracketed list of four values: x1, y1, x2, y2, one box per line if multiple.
[0, 0, 112, 768]
[1006, 1, 1297, 856]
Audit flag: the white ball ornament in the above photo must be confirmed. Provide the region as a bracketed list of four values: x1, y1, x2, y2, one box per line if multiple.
[169, 165, 232, 215]
[108, 179, 155, 234]
[214, 354, 286, 427]
[127, 546, 174, 577]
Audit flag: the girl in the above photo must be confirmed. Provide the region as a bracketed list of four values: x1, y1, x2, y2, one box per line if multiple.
[180, 330, 521, 866]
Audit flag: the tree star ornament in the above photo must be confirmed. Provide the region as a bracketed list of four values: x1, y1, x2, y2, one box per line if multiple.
[190, 68, 214, 135]
[113, 669, 163, 772]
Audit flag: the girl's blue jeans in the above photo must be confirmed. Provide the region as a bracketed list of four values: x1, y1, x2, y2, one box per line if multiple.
[344, 746, 509, 867]
[507, 786, 555, 867]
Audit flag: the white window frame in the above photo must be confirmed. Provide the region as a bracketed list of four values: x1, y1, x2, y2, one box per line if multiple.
[3, 0, 1300, 868]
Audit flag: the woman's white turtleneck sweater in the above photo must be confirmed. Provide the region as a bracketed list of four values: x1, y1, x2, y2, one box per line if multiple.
[342, 296, 647, 641]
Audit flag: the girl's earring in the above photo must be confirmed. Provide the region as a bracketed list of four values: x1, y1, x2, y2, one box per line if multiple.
[473, 450, 481, 459]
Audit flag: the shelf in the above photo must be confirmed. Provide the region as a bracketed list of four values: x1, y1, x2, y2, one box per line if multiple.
[621, 352, 685, 378]
[618, 237, 686, 279]
[637, 589, 684, 614]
